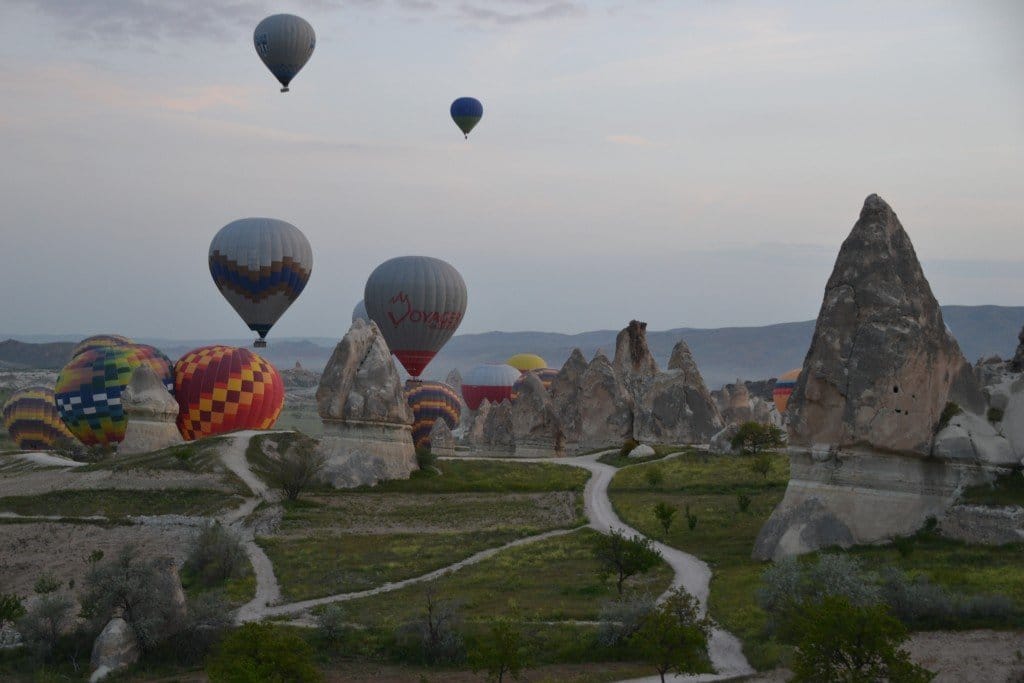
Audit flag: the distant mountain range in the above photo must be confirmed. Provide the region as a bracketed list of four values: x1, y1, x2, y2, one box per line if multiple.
[3, 305, 1021, 390]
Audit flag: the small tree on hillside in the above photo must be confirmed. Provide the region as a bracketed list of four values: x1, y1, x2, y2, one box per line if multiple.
[0, 593, 25, 631]
[469, 611, 530, 683]
[593, 529, 662, 596]
[267, 433, 326, 501]
[629, 587, 711, 683]
[185, 521, 247, 587]
[731, 422, 784, 456]
[653, 502, 676, 535]
[206, 622, 323, 683]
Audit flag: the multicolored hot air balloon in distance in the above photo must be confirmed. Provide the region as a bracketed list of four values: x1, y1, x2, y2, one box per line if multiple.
[406, 381, 461, 449]
[174, 346, 284, 441]
[773, 368, 801, 414]
[254, 14, 316, 92]
[3, 387, 73, 450]
[450, 97, 483, 139]
[71, 334, 133, 359]
[352, 299, 368, 324]
[506, 354, 547, 374]
[209, 218, 313, 348]
[364, 256, 467, 378]
[462, 363, 520, 410]
[54, 345, 175, 446]
[511, 368, 558, 401]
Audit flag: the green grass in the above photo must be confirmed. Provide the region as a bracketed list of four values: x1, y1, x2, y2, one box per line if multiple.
[358, 458, 590, 494]
[0, 488, 244, 518]
[597, 445, 695, 468]
[610, 450, 790, 494]
[960, 469, 1024, 507]
[330, 528, 674, 625]
[77, 438, 227, 472]
[259, 530, 533, 601]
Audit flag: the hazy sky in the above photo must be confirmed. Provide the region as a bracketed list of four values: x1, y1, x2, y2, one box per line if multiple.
[1, 0, 1021, 340]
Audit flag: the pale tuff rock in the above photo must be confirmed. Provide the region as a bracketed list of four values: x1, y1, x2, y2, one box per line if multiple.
[753, 498, 855, 561]
[633, 340, 723, 444]
[463, 398, 492, 448]
[710, 424, 740, 454]
[90, 617, 140, 682]
[315, 320, 416, 487]
[628, 443, 655, 459]
[512, 372, 564, 457]
[613, 320, 659, 381]
[119, 364, 182, 455]
[281, 361, 320, 389]
[1011, 326, 1024, 373]
[481, 400, 515, 453]
[549, 348, 589, 442]
[576, 352, 634, 448]
[429, 419, 455, 457]
[444, 368, 463, 396]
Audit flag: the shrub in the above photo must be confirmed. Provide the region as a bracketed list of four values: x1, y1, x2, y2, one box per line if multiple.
[736, 493, 752, 513]
[33, 573, 61, 595]
[593, 528, 663, 596]
[0, 593, 25, 629]
[645, 467, 664, 488]
[399, 585, 465, 664]
[16, 592, 74, 658]
[266, 432, 326, 502]
[878, 567, 1014, 628]
[731, 422, 785, 455]
[185, 521, 247, 588]
[629, 587, 711, 682]
[988, 407, 1005, 423]
[749, 453, 773, 479]
[468, 612, 530, 683]
[206, 623, 323, 683]
[165, 592, 233, 665]
[415, 446, 437, 471]
[316, 604, 348, 644]
[597, 592, 656, 646]
[685, 504, 698, 531]
[653, 502, 676, 535]
[937, 402, 961, 431]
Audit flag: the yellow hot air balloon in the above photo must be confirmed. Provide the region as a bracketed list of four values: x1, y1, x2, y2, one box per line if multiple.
[506, 353, 547, 373]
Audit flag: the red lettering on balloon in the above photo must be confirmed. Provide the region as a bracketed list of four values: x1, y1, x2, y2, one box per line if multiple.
[384, 291, 463, 331]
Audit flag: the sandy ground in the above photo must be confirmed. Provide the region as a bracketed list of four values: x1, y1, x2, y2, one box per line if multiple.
[0, 466, 230, 498]
[907, 630, 1024, 682]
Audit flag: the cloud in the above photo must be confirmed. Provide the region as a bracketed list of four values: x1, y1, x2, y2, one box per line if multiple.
[605, 134, 652, 146]
[456, 1, 585, 25]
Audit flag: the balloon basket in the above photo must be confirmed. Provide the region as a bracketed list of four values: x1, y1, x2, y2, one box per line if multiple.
[254, 340, 267, 348]
[280, 86, 289, 93]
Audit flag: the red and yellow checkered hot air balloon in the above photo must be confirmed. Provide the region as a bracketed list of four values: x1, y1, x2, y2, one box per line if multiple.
[174, 346, 284, 440]
[773, 368, 801, 414]
[2, 386, 73, 450]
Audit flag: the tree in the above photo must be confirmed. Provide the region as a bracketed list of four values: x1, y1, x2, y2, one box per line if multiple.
[206, 622, 323, 683]
[17, 592, 73, 658]
[629, 587, 711, 683]
[185, 521, 247, 587]
[267, 433, 326, 501]
[593, 528, 662, 596]
[731, 421, 785, 456]
[469, 615, 529, 683]
[0, 593, 25, 630]
[415, 584, 464, 664]
[653, 502, 676, 535]
[788, 596, 933, 683]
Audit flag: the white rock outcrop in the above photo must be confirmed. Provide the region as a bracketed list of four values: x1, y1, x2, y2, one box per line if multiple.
[119, 364, 183, 456]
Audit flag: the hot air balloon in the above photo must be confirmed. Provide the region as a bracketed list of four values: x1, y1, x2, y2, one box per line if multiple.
[2, 386, 73, 450]
[254, 14, 316, 93]
[511, 368, 558, 401]
[54, 345, 175, 446]
[462, 363, 520, 410]
[352, 299, 368, 323]
[506, 354, 547, 373]
[71, 334, 133, 359]
[209, 218, 313, 348]
[773, 368, 801, 414]
[406, 380, 461, 450]
[364, 256, 467, 378]
[450, 97, 483, 139]
[174, 346, 284, 441]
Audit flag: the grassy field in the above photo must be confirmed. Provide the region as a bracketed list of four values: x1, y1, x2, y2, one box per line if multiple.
[77, 438, 227, 472]
[358, 458, 590, 494]
[258, 530, 534, 601]
[961, 469, 1024, 507]
[597, 444, 694, 468]
[328, 528, 674, 625]
[609, 451, 1024, 671]
[0, 488, 244, 518]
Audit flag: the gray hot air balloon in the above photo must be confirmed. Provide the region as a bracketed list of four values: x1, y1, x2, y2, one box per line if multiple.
[209, 218, 313, 347]
[364, 256, 467, 378]
[253, 14, 316, 93]
[352, 299, 368, 323]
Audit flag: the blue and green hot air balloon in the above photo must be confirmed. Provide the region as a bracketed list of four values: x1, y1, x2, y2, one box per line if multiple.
[450, 97, 483, 139]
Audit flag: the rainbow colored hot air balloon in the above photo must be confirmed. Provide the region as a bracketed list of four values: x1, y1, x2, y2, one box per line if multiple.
[462, 363, 520, 411]
[511, 368, 558, 401]
[406, 381, 461, 450]
[71, 334, 133, 359]
[174, 346, 284, 440]
[364, 256, 467, 378]
[773, 368, 801, 414]
[506, 354, 548, 374]
[54, 345, 174, 446]
[2, 386, 73, 450]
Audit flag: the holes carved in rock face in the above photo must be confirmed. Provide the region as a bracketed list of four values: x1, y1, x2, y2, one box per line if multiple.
[893, 386, 899, 393]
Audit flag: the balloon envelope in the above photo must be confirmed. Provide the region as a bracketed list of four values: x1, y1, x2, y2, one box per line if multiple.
[450, 97, 483, 137]
[174, 346, 284, 440]
[3, 386, 73, 450]
[364, 256, 467, 378]
[773, 368, 801, 414]
[406, 380, 461, 449]
[71, 334, 133, 359]
[254, 14, 316, 92]
[209, 218, 313, 345]
[55, 345, 174, 446]
[511, 368, 558, 401]
[462, 363, 520, 410]
[506, 354, 547, 373]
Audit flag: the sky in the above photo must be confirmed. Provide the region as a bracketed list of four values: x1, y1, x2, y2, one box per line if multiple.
[1, 0, 1021, 340]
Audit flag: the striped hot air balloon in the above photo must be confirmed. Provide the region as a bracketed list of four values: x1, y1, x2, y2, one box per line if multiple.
[71, 334, 133, 359]
[364, 256, 467, 378]
[174, 346, 284, 441]
[254, 14, 316, 92]
[209, 218, 313, 348]
[2, 386, 73, 450]
[462, 363, 520, 410]
[773, 368, 801, 414]
[406, 381, 461, 450]
[511, 368, 558, 401]
[506, 354, 548, 374]
[54, 345, 174, 446]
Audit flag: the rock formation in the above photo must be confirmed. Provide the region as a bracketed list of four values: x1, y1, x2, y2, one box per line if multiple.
[444, 368, 463, 396]
[575, 352, 634, 448]
[512, 372, 564, 457]
[463, 398, 492, 448]
[613, 320, 659, 383]
[281, 361, 320, 389]
[714, 382, 780, 427]
[755, 195, 1007, 560]
[315, 320, 416, 487]
[90, 617, 140, 682]
[429, 419, 455, 457]
[633, 341, 723, 443]
[1011, 326, 1024, 373]
[549, 349, 589, 443]
[481, 400, 515, 453]
[119, 364, 182, 456]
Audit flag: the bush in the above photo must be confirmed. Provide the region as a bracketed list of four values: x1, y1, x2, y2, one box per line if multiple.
[16, 592, 74, 658]
[267, 432, 326, 502]
[685, 504, 698, 531]
[317, 604, 348, 645]
[79, 545, 182, 651]
[206, 623, 323, 682]
[185, 521, 247, 588]
[0, 593, 25, 629]
[398, 585, 465, 664]
[736, 493, 752, 513]
[416, 446, 437, 471]
[749, 453, 773, 479]
[597, 593, 656, 647]
[33, 573, 61, 595]
[731, 422, 785, 455]
[593, 528, 663, 596]
[878, 567, 1014, 628]
[644, 467, 664, 488]
[620, 438, 640, 457]
[988, 407, 1005, 423]
[468, 613, 530, 683]
[629, 587, 711, 681]
[653, 502, 676, 534]
[937, 402, 961, 431]
[160, 592, 233, 666]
